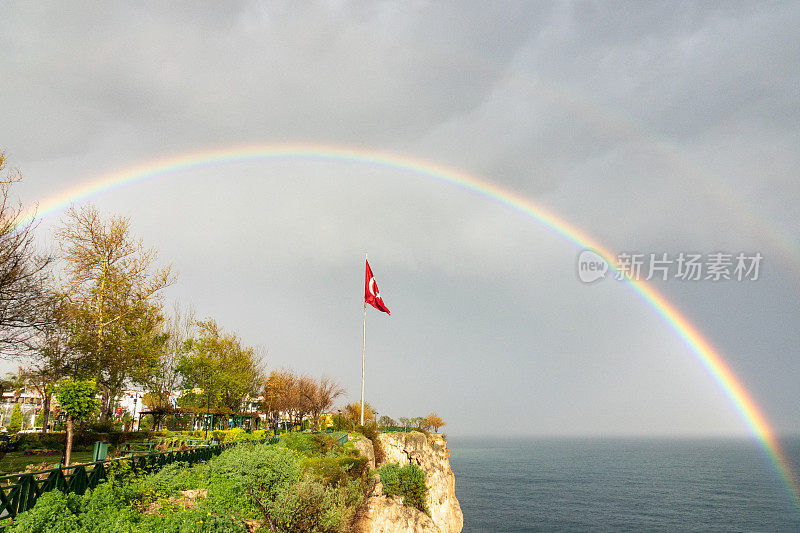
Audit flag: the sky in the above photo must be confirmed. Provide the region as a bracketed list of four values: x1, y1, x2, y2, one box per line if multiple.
[1, 1, 798, 438]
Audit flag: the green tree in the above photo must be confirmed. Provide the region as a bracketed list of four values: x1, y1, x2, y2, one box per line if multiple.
[8, 402, 23, 432]
[55, 204, 174, 420]
[54, 379, 100, 465]
[178, 319, 264, 427]
[378, 415, 397, 428]
[411, 416, 430, 430]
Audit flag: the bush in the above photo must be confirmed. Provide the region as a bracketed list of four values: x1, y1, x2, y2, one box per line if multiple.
[301, 455, 368, 488]
[269, 478, 353, 533]
[6, 490, 81, 533]
[140, 506, 246, 533]
[11, 437, 369, 533]
[141, 461, 209, 496]
[0, 434, 20, 453]
[8, 404, 23, 433]
[379, 463, 428, 514]
[281, 433, 339, 457]
[9, 455, 250, 533]
[89, 419, 122, 433]
[211, 442, 302, 501]
[14, 432, 65, 451]
[217, 428, 259, 443]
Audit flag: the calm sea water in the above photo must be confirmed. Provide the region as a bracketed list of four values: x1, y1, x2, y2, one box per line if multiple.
[448, 436, 800, 532]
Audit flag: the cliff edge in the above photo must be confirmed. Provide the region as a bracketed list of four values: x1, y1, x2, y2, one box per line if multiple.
[354, 432, 463, 533]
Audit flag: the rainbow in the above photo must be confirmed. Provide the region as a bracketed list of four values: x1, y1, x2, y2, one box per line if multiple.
[23, 143, 800, 509]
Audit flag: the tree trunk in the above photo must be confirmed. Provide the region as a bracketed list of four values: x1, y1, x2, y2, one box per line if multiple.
[65, 415, 74, 466]
[100, 387, 110, 421]
[42, 393, 51, 433]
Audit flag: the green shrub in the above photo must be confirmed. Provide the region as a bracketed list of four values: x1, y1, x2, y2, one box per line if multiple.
[301, 455, 368, 487]
[211, 442, 302, 501]
[89, 419, 122, 433]
[11, 437, 369, 533]
[204, 473, 261, 520]
[9, 479, 142, 533]
[269, 478, 353, 533]
[140, 506, 246, 533]
[210, 442, 364, 532]
[281, 433, 339, 457]
[379, 463, 428, 514]
[141, 461, 209, 497]
[14, 432, 65, 451]
[6, 490, 81, 533]
[221, 428, 245, 442]
[8, 404, 23, 433]
[0, 434, 20, 453]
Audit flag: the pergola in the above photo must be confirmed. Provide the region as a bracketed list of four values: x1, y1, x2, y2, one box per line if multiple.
[136, 408, 263, 432]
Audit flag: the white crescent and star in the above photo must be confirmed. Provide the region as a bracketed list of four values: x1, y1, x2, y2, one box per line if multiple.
[368, 277, 382, 301]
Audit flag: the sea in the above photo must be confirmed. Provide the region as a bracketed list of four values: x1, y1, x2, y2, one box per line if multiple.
[448, 436, 800, 532]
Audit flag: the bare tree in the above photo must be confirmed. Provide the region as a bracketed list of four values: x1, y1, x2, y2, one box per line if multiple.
[22, 291, 72, 432]
[262, 369, 295, 430]
[0, 152, 51, 358]
[294, 375, 315, 429]
[141, 302, 195, 415]
[22, 366, 56, 432]
[6, 367, 26, 403]
[262, 369, 332, 430]
[302, 375, 345, 431]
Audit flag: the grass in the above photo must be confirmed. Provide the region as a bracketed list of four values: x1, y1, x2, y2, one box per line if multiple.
[0, 451, 94, 475]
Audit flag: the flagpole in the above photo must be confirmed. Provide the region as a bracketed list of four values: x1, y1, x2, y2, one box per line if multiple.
[361, 253, 367, 426]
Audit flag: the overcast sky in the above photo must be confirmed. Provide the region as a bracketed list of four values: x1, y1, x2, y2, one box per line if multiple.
[1, 1, 798, 437]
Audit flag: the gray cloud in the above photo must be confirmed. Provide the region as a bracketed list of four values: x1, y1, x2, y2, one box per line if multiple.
[1, 1, 798, 436]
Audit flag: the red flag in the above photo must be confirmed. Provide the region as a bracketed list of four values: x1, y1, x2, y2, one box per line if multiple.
[365, 260, 390, 314]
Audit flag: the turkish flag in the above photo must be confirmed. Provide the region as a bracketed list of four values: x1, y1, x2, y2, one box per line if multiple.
[365, 260, 390, 314]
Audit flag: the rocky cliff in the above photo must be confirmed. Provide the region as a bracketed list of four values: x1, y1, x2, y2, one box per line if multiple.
[354, 432, 463, 533]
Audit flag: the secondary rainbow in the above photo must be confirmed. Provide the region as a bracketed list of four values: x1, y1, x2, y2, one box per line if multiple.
[23, 143, 800, 509]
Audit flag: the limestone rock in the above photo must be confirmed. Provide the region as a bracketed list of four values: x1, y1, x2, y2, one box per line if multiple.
[354, 431, 463, 533]
[352, 435, 376, 470]
[355, 495, 439, 533]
